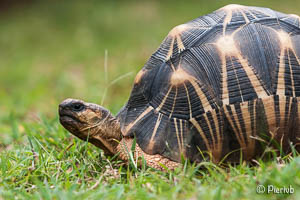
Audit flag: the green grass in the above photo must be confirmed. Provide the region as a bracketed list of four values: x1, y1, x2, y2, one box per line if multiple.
[0, 0, 300, 199]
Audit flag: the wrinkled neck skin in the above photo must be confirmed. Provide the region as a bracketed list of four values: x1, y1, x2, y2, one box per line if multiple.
[88, 115, 122, 156]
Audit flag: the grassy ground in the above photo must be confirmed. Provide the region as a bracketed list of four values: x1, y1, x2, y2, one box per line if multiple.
[0, 0, 300, 199]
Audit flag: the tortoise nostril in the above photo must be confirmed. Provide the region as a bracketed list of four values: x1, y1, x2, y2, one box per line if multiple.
[59, 98, 74, 109]
[59, 105, 63, 113]
[58, 102, 67, 114]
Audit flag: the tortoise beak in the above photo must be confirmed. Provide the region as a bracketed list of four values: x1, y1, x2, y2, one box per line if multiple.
[59, 99, 85, 137]
[58, 98, 85, 125]
[59, 99, 71, 117]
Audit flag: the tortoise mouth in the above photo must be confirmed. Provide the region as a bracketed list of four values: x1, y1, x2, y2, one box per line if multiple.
[59, 114, 85, 137]
[59, 114, 82, 124]
[59, 101, 84, 124]
[59, 106, 85, 133]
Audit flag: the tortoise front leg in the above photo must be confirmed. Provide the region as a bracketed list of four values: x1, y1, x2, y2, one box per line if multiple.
[116, 137, 180, 171]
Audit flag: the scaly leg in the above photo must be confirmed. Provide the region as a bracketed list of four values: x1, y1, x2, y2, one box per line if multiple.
[116, 137, 180, 171]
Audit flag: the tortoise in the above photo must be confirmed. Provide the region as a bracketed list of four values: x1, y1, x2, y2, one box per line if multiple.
[59, 4, 300, 170]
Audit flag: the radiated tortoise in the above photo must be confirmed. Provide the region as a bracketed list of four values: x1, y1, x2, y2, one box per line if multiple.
[59, 4, 300, 170]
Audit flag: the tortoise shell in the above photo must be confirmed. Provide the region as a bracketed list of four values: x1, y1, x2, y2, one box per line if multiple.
[117, 4, 300, 163]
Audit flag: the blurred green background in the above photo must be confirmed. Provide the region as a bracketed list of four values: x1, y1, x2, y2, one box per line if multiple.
[0, 0, 299, 142]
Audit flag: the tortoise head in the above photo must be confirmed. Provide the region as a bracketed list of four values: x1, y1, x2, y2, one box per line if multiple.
[59, 98, 110, 139]
[59, 98, 122, 155]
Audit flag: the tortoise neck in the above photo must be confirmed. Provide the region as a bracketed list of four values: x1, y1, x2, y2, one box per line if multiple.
[106, 116, 122, 141]
[92, 114, 122, 155]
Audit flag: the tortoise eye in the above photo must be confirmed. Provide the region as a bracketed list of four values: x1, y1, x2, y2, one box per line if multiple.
[71, 103, 85, 112]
